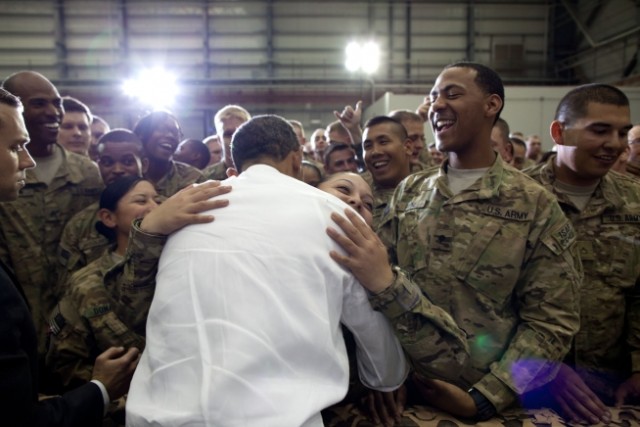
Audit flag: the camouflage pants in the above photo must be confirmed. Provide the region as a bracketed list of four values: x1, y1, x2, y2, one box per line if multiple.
[323, 404, 640, 427]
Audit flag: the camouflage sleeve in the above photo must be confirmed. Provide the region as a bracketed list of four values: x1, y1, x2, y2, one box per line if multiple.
[109, 219, 167, 335]
[46, 300, 95, 387]
[628, 279, 640, 372]
[56, 220, 85, 297]
[368, 267, 469, 383]
[474, 200, 582, 411]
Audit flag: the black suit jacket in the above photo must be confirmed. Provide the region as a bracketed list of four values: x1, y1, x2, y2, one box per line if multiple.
[0, 261, 104, 427]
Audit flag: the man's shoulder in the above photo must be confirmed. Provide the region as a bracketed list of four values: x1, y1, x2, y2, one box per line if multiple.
[202, 161, 228, 181]
[173, 161, 204, 180]
[605, 171, 640, 203]
[64, 151, 102, 183]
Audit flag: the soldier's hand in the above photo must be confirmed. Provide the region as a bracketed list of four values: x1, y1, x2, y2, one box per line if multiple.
[615, 372, 640, 407]
[549, 363, 611, 424]
[412, 375, 477, 418]
[416, 97, 431, 123]
[326, 208, 394, 294]
[334, 100, 363, 134]
[359, 386, 406, 427]
[92, 346, 140, 401]
[140, 180, 231, 235]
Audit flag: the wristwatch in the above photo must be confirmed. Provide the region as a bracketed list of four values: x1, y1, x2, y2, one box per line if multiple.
[468, 387, 497, 421]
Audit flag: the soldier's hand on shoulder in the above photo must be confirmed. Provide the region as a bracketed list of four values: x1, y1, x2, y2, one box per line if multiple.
[326, 208, 394, 294]
[140, 180, 231, 235]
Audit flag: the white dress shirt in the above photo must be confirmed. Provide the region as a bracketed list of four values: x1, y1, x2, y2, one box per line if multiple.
[126, 164, 407, 427]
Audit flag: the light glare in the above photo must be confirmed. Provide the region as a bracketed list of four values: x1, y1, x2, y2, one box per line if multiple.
[122, 67, 178, 107]
[345, 40, 380, 75]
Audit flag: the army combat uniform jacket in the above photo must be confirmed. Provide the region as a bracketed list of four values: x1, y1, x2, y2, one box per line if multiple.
[47, 251, 143, 387]
[153, 160, 203, 198]
[526, 156, 640, 401]
[0, 146, 103, 350]
[376, 155, 582, 412]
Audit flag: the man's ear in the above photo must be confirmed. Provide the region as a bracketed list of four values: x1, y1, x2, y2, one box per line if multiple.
[403, 138, 413, 156]
[485, 94, 503, 119]
[550, 120, 565, 146]
[292, 148, 303, 179]
[141, 157, 150, 175]
[97, 208, 117, 229]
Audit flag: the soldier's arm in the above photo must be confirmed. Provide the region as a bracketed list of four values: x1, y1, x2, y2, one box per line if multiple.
[113, 181, 232, 333]
[615, 278, 640, 405]
[473, 198, 582, 412]
[328, 207, 469, 383]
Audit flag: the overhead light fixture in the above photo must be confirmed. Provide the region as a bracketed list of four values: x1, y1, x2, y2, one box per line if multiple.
[345, 40, 380, 75]
[122, 67, 178, 107]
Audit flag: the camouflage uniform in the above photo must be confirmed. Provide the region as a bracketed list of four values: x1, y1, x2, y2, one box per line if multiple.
[526, 155, 640, 402]
[627, 159, 640, 179]
[154, 160, 203, 198]
[47, 250, 144, 387]
[110, 219, 167, 334]
[201, 160, 229, 181]
[0, 146, 103, 350]
[362, 164, 437, 228]
[376, 155, 582, 412]
[57, 202, 108, 292]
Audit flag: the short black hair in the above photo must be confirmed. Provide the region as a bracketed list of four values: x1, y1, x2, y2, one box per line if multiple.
[323, 143, 355, 167]
[363, 116, 409, 141]
[133, 110, 183, 147]
[555, 83, 629, 125]
[95, 176, 147, 241]
[97, 129, 143, 155]
[231, 115, 299, 172]
[181, 138, 211, 169]
[444, 61, 505, 123]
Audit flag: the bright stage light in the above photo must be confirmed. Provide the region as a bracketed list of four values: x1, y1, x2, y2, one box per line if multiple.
[122, 67, 178, 107]
[345, 40, 380, 74]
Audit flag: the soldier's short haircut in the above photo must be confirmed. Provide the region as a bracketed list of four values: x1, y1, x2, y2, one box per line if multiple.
[510, 136, 526, 149]
[97, 129, 143, 154]
[493, 117, 510, 141]
[133, 110, 183, 146]
[326, 120, 350, 138]
[363, 116, 408, 142]
[288, 119, 305, 137]
[214, 105, 251, 135]
[389, 110, 422, 125]
[95, 176, 147, 240]
[555, 83, 629, 125]
[0, 88, 23, 130]
[231, 115, 299, 173]
[444, 61, 505, 123]
[181, 138, 211, 169]
[62, 96, 92, 123]
[323, 143, 355, 167]
[0, 87, 22, 109]
[92, 114, 109, 127]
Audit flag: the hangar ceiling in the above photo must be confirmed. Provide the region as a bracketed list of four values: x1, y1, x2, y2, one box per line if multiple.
[0, 0, 638, 136]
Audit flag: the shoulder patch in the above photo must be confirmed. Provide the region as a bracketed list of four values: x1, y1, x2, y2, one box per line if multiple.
[545, 221, 576, 255]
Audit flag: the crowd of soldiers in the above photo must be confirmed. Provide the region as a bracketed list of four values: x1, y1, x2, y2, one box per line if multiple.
[0, 61, 639, 427]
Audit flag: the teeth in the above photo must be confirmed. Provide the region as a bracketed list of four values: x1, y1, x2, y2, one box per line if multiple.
[44, 123, 59, 128]
[435, 119, 454, 130]
[373, 161, 388, 168]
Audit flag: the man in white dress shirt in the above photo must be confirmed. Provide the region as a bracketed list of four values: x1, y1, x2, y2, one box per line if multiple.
[126, 115, 410, 427]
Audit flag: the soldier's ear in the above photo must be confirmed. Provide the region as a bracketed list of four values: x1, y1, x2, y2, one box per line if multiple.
[97, 208, 117, 229]
[550, 120, 565, 146]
